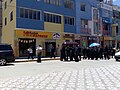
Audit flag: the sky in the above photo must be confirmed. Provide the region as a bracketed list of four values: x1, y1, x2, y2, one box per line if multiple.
[113, 0, 120, 6]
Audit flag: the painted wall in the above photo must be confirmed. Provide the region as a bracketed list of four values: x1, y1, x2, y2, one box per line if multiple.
[16, 0, 76, 33]
[44, 15, 64, 33]
[76, 0, 99, 34]
[0, 0, 2, 42]
[2, 0, 16, 47]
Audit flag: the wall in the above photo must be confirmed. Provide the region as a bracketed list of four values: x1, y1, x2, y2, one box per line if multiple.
[2, 0, 16, 49]
[16, 0, 76, 33]
[76, 0, 99, 34]
[0, 0, 2, 43]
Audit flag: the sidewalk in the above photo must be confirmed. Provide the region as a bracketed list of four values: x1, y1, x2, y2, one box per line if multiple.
[15, 57, 60, 63]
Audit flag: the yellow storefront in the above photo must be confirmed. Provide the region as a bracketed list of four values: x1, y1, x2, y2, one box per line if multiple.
[15, 29, 63, 57]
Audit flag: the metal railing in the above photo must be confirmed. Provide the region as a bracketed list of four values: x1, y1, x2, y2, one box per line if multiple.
[80, 27, 91, 35]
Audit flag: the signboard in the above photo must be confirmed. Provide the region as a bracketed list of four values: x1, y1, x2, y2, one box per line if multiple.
[63, 34, 74, 39]
[52, 33, 60, 39]
[100, 3, 112, 11]
[75, 35, 80, 40]
[102, 17, 112, 23]
[15, 30, 52, 39]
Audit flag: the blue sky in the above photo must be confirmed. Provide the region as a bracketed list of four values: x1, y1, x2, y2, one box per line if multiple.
[113, 0, 120, 6]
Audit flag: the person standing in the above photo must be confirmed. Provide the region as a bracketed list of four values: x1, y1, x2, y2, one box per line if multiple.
[27, 47, 34, 60]
[60, 45, 66, 61]
[104, 46, 110, 60]
[36, 45, 42, 63]
[77, 45, 82, 61]
[50, 45, 56, 59]
[66, 45, 70, 61]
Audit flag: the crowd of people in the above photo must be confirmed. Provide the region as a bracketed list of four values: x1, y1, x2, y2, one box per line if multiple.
[60, 44, 116, 62]
[27, 43, 116, 63]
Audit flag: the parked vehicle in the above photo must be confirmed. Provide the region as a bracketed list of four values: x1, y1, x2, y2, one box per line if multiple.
[0, 44, 15, 66]
[115, 50, 120, 61]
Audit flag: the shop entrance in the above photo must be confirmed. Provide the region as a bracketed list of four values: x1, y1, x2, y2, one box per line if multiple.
[45, 42, 56, 57]
[19, 38, 36, 57]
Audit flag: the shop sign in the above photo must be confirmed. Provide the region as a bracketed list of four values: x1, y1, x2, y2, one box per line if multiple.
[53, 33, 60, 39]
[104, 36, 113, 40]
[75, 35, 80, 40]
[63, 34, 74, 38]
[15, 30, 52, 39]
[102, 17, 112, 23]
[100, 3, 112, 11]
[88, 36, 97, 40]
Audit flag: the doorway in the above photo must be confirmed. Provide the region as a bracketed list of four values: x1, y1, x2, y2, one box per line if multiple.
[45, 42, 56, 57]
[19, 38, 36, 57]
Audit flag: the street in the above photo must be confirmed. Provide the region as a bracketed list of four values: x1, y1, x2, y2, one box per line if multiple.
[0, 58, 120, 90]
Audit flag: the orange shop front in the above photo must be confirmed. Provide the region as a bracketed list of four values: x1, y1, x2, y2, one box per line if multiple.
[15, 30, 52, 57]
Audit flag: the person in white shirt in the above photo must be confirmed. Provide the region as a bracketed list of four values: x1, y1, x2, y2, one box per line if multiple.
[27, 47, 34, 60]
[36, 45, 42, 63]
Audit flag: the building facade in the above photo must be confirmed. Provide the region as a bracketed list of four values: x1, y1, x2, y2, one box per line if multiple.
[76, 0, 101, 47]
[1, 0, 114, 57]
[2, 0, 76, 57]
[0, 0, 2, 43]
[99, 2, 113, 47]
[112, 5, 120, 48]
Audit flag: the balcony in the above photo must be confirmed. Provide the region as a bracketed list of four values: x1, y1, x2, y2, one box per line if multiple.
[80, 27, 91, 35]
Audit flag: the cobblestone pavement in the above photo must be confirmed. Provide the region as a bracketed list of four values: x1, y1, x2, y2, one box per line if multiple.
[1, 65, 120, 90]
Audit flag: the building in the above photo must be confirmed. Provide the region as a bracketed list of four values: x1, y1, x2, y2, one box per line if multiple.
[76, 0, 100, 47]
[112, 5, 120, 48]
[0, 0, 2, 43]
[99, 2, 113, 47]
[1, 0, 115, 58]
[2, 0, 76, 57]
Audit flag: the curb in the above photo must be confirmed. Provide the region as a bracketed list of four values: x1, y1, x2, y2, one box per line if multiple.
[15, 58, 60, 63]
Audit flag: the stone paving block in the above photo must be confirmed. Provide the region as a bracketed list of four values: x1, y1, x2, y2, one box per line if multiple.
[1, 65, 120, 90]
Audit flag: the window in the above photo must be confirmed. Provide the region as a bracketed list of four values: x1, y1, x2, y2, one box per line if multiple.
[33, 11, 37, 19]
[64, 16, 74, 25]
[44, 13, 61, 24]
[20, 8, 41, 20]
[20, 8, 24, 18]
[4, 17, 7, 26]
[4, 1, 7, 10]
[81, 19, 88, 28]
[29, 10, 33, 19]
[64, 0, 74, 9]
[93, 9, 98, 20]
[80, 3, 86, 11]
[44, 0, 61, 6]
[25, 9, 29, 18]
[37, 11, 40, 20]
[10, 11, 13, 21]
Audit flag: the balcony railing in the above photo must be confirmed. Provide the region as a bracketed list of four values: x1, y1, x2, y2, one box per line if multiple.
[80, 27, 91, 35]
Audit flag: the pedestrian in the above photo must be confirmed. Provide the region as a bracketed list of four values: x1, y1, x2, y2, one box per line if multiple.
[74, 45, 79, 62]
[69, 45, 74, 61]
[86, 47, 90, 60]
[60, 45, 66, 61]
[50, 45, 56, 59]
[77, 45, 81, 61]
[99, 47, 104, 59]
[83, 47, 87, 59]
[66, 45, 70, 61]
[104, 46, 110, 60]
[36, 45, 42, 63]
[94, 47, 99, 60]
[27, 47, 34, 60]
